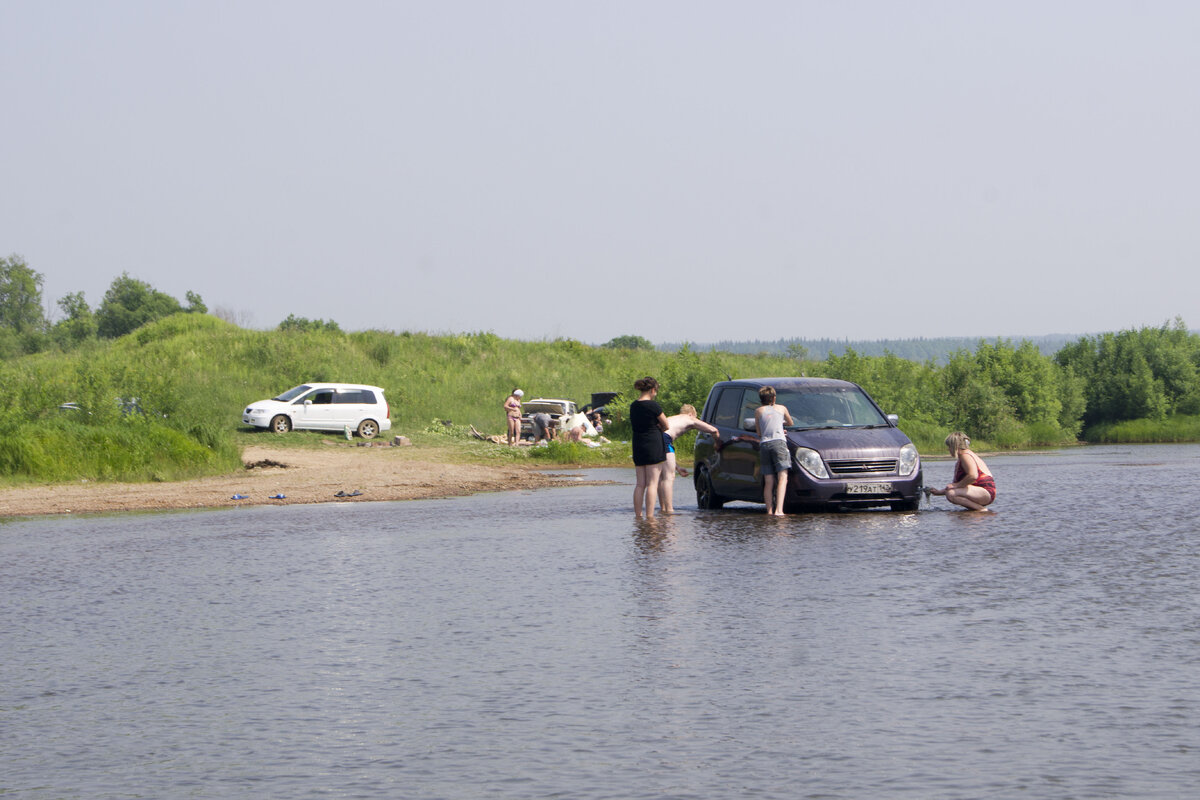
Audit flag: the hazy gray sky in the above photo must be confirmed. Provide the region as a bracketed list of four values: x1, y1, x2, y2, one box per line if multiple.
[4, 1, 1198, 344]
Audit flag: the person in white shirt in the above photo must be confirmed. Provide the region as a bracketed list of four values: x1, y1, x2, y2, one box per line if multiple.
[754, 386, 794, 515]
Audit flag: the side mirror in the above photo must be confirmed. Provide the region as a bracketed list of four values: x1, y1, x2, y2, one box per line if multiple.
[887, 414, 899, 425]
[304, 399, 313, 406]
[742, 417, 756, 431]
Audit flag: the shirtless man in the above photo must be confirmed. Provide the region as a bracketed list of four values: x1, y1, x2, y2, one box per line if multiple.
[657, 404, 720, 514]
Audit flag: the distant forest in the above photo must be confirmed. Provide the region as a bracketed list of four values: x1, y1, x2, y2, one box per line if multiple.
[661, 334, 1090, 364]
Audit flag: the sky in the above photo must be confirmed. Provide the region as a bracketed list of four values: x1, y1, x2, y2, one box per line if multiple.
[3, 1, 1199, 345]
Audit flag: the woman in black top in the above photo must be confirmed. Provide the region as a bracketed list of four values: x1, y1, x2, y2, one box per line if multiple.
[630, 376, 669, 517]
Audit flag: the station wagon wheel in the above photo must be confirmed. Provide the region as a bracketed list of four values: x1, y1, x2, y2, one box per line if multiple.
[357, 419, 379, 439]
[695, 466, 726, 510]
[270, 415, 292, 434]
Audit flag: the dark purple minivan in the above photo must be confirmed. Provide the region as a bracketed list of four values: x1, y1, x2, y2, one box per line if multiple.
[693, 378, 923, 512]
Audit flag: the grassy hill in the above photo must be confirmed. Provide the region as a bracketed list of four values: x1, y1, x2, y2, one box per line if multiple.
[0, 315, 802, 484]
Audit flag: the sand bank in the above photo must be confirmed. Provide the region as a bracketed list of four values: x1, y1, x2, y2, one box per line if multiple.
[0, 444, 607, 517]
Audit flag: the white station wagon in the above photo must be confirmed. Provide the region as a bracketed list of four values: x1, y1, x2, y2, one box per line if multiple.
[243, 383, 392, 439]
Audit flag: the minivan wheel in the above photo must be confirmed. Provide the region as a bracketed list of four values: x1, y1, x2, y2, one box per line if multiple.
[357, 419, 379, 439]
[695, 467, 726, 509]
[270, 415, 292, 434]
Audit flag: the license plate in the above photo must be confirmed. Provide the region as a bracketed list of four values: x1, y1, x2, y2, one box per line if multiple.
[845, 482, 892, 494]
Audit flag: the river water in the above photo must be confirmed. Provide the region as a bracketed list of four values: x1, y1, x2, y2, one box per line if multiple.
[3, 444, 1200, 799]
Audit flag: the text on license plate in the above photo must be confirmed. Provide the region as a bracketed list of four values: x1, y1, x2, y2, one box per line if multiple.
[845, 482, 892, 494]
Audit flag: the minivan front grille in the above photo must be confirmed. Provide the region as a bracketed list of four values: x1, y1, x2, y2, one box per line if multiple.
[826, 458, 897, 475]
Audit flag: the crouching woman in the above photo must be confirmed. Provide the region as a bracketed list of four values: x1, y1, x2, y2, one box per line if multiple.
[929, 432, 996, 511]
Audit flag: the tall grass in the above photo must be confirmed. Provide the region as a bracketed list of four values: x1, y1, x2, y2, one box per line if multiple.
[0, 416, 232, 484]
[1086, 415, 1200, 443]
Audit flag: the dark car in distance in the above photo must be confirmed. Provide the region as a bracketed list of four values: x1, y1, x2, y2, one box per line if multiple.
[693, 378, 923, 512]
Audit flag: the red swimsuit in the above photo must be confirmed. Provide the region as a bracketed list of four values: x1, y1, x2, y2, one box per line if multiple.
[954, 452, 996, 502]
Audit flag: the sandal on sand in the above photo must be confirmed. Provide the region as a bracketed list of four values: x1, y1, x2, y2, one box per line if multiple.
[269, 493, 286, 500]
[334, 490, 347, 497]
[231, 494, 248, 500]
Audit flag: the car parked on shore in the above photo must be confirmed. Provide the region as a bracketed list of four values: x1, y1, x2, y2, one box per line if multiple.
[520, 398, 579, 439]
[242, 383, 392, 439]
[692, 377, 922, 512]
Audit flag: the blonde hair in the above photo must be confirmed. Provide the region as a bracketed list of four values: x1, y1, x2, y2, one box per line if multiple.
[679, 404, 697, 417]
[945, 431, 971, 456]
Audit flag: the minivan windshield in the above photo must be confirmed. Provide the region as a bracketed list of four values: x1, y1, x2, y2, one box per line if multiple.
[273, 385, 312, 402]
[776, 387, 888, 429]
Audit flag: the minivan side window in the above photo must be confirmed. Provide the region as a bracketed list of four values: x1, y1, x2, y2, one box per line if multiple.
[335, 390, 375, 404]
[299, 390, 335, 405]
[712, 389, 746, 429]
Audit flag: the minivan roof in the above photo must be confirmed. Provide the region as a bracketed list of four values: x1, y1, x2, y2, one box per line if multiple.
[300, 383, 385, 391]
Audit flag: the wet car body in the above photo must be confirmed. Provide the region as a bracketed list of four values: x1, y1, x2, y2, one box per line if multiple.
[693, 377, 923, 512]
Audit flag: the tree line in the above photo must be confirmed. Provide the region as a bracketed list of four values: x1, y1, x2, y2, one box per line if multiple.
[604, 318, 1200, 444]
[0, 254, 209, 357]
[0, 254, 344, 358]
[657, 333, 1085, 364]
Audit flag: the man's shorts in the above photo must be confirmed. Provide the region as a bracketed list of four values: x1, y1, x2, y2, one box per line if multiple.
[760, 439, 791, 475]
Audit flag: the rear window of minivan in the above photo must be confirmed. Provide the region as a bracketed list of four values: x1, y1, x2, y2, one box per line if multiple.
[335, 390, 376, 404]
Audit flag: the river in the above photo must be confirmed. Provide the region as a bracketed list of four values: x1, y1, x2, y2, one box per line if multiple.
[3, 444, 1199, 799]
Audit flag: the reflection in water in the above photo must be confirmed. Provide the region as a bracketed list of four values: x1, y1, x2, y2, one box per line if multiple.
[3, 446, 1200, 799]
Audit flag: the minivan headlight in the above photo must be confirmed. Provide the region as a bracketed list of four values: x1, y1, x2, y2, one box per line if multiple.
[898, 443, 919, 476]
[794, 446, 829, 479]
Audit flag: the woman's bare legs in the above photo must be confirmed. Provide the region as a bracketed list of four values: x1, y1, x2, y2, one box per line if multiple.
[635, 464, 662, 518]
[945, 484, 993, 511]
[506, 416, 520, 446]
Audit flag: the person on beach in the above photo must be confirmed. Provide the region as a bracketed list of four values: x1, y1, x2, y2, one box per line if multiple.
[755, 386, 794, 515]
[630, 377, 669, 518]
[928, 432, 996, 511]
[504, 388, 524, 445]
[656, 404, 720, 514]
[531, 411, 556, 444]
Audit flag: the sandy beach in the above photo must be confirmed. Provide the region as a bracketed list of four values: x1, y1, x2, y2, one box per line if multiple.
[0, 443, 605, 518]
